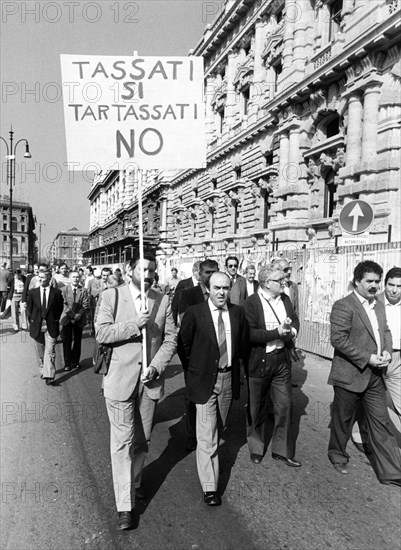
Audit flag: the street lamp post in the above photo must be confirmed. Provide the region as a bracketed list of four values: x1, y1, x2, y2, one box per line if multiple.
[0, 127, 32, 269]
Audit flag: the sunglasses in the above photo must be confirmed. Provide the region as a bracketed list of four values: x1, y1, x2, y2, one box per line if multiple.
[228, 264, 238, 268]
[269, 278, 285, 283]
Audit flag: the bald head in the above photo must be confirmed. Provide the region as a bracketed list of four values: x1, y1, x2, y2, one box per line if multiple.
[209, 272, 231, 308]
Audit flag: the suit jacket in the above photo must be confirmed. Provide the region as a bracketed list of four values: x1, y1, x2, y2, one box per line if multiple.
[172, 276, 194, 325]
[95, 284, 177, 401]
[8, 275, 26, 299]
[244, 280, 259, 299]
[243, 292, 299, 378]
[230, 274, 247, 305]
[179, 301, 249, 404]
[21, 273, 35, 302]
[329, 292, 392, 392]
[178, 284, 204, 315]
[285, 280, 299, 318]
[27, 286, 63, 339]
[60, 284, 90, 327]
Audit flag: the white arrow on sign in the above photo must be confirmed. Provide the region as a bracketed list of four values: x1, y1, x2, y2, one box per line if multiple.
[349, 202, 364, 232]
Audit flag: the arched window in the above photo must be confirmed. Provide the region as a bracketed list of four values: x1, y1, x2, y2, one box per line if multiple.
[11, 217, 18, 232]
[12, 237, 18, 254]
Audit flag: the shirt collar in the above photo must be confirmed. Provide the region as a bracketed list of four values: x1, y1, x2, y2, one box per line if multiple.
[353, 290, 376, 308]
[200, 282, 209, 295]
[384, 294, 401, 307]
[130, 281, 148, 299]
[258, 287, 280, 303]
[208, 298, 228, 312]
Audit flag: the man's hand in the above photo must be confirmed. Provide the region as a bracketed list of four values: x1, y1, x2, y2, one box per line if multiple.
[140, 366, 158, 383]
[382, 350, 391, 363]
[369, 354, 389, 368]
[278, 322, 291, 337]
[135, 310, 151, 329]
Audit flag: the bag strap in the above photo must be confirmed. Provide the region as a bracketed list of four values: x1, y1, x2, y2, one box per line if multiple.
[112, 287, 119, 320]
[265, 299, 282, 325]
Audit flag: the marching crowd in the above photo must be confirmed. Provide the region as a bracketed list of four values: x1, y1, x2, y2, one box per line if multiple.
[0, 255, 400, 531]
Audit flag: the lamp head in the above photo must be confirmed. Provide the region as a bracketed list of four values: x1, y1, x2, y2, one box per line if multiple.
[24, 142, 31, 158]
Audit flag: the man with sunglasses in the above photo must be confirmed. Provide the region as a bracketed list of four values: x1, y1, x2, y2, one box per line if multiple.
[243, 265, 301, 467]
[225, 256, 247, 305]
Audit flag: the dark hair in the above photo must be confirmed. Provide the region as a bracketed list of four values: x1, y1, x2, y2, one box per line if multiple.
[129, 251, 156, 268]
[225, 256, 239, 268]
[200, 259, 219, 272]
[86, 266, 93, 273]
[15, 269, 22, 275]
[385, 267, 401, 285]
[38, 263, 49, 271]
[59, 262, 68, 269]
[101, 267, 112, 275]
[353, 261, 383, 285]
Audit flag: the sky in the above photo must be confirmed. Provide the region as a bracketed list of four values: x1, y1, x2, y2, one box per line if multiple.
[0, 0, 223, 256]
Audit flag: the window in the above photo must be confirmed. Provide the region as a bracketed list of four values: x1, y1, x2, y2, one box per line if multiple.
[21, 225, 25, 232]
[12, 238, 18, 254]
[11, 217, 18, 232]
[263, 194, 270, 229]
[242, 87, 250, 117]
[233, 203, 239, 234]
[234, 166, 241, 181]
[329, 0, 343, 41]
[21, 236, 26, 244]
[3, 235, 6, 242]
[3, 215, 6, 221]
[3, 223, 7, 231]
[326, 117, 340, 138]
[218, 109, 225, 134]
[273, 63, 282, 93]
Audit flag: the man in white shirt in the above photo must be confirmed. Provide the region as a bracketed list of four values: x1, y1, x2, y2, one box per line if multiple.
[243, 265, 301, 467]
[244, 264, 259, 298]
[179, 272, 249, 506]
[379, 267, 401, 425]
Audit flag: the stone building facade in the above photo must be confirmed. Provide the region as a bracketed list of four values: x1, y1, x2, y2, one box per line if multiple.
[0, 196, 36, 269]
[161, 0, 400, 271]
[50, 227, 88, 268]
[85, 0, 400, 278]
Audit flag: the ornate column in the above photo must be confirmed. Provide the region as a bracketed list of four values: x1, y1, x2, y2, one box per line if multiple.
[252, 17, 267, 107]
[278, 131, 290, 187]
[225, 49, 239, 129]
[124, 168, 135, 208]
[288, 126, 300, 183]
[361, 84, 382, 164]
[282, 0, 295, 69]
[205, 75, 217, 143]
[345, 93, 363, 167]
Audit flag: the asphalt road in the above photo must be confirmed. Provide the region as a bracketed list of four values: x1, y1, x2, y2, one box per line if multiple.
[1, 318, 400, 550]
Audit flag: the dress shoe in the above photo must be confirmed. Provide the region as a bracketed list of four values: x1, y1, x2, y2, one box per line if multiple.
[117, 511, 134, 530]
[250, 453, 263, 464]
[64, 365, 72, 372]
[135, 486, 147, 501]
[72, 363, 80, 369]
[45, 378, 55, 386]
[380, 478, 401, 487]
[332, 463, 349, 474]
[272, 453, 302, 467]
[203, 492, 221, 506]
[185, 437, 197, 452]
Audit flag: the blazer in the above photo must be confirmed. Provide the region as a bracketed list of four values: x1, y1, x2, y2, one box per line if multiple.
[244, 280, 259, 299]
[21, 273, 35, 302]
[95, 284, 177, 401]
[60, 284, 90, 327]
[172, 276, 194, 325]
[179, 301, 249, 404]
[243, 292, 299, 378]
[329, 292, 392, 392]
[27, 286, 64, 340]
[285, 280, 299, 318]
[230, 274, 247, 305]
[178, 284, 204, 315]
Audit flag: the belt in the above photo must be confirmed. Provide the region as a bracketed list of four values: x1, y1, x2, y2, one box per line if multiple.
[266, 348, 286, 355]
[218, 366, 232, 373]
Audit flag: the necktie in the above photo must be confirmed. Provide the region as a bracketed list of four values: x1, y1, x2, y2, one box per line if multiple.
[73, 288, 77, 303]
[218, 309, 228, 369]
[41, 288, 47, 318]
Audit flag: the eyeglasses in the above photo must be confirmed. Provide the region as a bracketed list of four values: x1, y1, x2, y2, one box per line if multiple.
[269, 278, 285, 283]
[227, 264, 238, 268]
[283, 267, 291, 272]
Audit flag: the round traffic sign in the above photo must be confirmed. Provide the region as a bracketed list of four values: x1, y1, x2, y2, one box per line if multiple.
[339, 200, 374, 235]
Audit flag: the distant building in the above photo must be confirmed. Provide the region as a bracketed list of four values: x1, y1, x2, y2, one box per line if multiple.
[50, 227, 88, 267]
[0, 196, 37, 269]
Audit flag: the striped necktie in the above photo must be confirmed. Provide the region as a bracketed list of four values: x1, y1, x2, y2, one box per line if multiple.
[218, 309, 228, 369]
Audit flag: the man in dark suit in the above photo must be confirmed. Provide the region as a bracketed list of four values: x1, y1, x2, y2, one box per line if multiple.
[225, 255, 247, 305]
[178, 259, 218, 451]
[328, 260, 401, 486]
[244, 264, 259, 298]
[243, 265, 301, 467]
[60, 270, 89, 371]
[27, 267, 63, 385]
[171, 260, 201, 325]
[179, 271, 249, 506]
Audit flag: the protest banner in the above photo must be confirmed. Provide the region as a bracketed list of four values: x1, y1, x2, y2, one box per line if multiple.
[60, 54, 206, 170]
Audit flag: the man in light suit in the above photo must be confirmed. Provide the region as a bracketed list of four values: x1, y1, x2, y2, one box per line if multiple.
[243, 265, 301, 467]
[179, 272, 249, 506]
[95, 252, 177, 530]
[27, 267, 63, 385]
[328, 260, 401, 486]
[60, 270, 89, 371]
[225, 255, 247, 305]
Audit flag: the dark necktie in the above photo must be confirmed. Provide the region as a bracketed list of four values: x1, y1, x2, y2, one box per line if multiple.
[218, 309, 228, 369]
[41, 288, 47, 318]
[73, 288, 77, 303]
